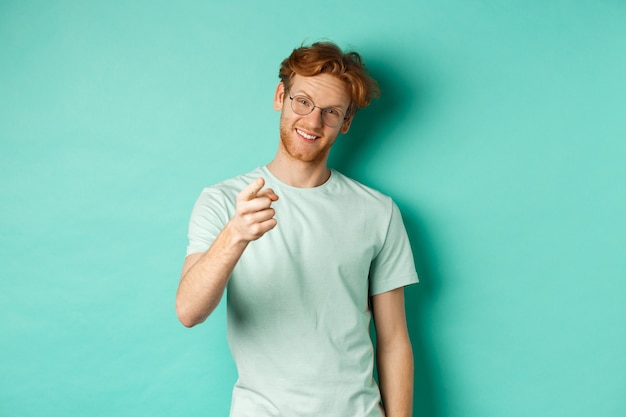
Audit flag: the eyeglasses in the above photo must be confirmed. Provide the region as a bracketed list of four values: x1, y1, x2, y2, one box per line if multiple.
[288, 92, 348, 128]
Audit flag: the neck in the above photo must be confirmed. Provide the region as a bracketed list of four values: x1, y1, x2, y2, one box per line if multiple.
[266, 156, 331, 188]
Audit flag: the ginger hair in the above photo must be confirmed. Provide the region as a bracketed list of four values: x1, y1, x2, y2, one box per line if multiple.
[279, 41, 380, 117]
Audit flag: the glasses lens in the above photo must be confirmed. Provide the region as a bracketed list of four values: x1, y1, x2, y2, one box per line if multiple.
[321, 109, 343, 128]
[291, 96, 313, 115]
[290, 94, 345, 127]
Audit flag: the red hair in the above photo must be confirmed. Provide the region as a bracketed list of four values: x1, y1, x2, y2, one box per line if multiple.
[279, 42, 380, 117]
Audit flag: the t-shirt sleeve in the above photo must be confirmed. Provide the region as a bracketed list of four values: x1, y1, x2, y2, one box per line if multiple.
[369, 200, 419, 295]
[186, 188, 233, 256]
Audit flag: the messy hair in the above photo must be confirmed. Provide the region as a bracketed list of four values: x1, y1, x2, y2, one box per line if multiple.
[279, 41, 380, 117]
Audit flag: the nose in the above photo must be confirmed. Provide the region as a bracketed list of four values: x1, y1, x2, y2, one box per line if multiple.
[304, 107, 324, 128]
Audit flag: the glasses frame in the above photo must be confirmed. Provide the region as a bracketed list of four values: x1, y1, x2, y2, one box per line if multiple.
[287, 92, 348, 128]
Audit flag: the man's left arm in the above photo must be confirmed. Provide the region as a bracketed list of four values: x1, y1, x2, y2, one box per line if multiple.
[372, 287, 413, 417]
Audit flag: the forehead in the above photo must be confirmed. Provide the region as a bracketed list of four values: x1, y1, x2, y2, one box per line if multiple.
[289, 74, 350, 107]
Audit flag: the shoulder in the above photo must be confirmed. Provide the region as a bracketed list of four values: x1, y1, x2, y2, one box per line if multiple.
[199, 167, 264, 200]
[190, 167, 263, 219]
[330, 170, 394, 210]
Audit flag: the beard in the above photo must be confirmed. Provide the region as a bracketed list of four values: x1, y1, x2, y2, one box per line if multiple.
[278, 114, 335, 164]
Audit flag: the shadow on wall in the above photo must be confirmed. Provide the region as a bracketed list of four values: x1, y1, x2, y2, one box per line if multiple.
[330, 56, 442, 417]
[329, 55, 426, 171]
[400, 203, 441, 417]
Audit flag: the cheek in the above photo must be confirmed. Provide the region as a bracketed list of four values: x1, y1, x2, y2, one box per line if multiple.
[323, 129, 341, 145]
[279, 111, 293, 127]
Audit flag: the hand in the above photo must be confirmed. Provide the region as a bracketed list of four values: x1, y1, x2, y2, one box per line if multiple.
[230, 178, 279, 242]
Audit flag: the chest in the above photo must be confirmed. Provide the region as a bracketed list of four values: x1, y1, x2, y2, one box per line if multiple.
[229, 196, 384, 309]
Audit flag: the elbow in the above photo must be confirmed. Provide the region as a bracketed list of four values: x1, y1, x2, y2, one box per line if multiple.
[175, 283, 222, 328]
[175, 299, 203, 328]
[178, 315, 198, 328]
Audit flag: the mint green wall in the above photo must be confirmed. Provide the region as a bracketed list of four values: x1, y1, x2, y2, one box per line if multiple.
[1, 1, 624, 416]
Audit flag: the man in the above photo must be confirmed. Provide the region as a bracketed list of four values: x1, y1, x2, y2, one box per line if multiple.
[176, 41, 418, 417]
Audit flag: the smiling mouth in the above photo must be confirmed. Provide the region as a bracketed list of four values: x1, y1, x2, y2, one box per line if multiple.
[296, 128, 319, 140]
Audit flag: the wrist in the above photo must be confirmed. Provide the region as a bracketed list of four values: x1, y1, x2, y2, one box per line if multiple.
[222, 220, 252, 248]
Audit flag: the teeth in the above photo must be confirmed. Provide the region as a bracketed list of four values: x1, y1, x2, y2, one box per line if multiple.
[297, 129, 317, 140]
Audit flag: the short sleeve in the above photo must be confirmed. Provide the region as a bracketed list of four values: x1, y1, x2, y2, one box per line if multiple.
[186, 188, 234, 256]
[369, 201, 418, 295]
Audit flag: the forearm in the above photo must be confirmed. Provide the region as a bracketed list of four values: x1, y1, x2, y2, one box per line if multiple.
[377, 340, 414, 417]
[176, 222, 248, 327]
[177, 177, 278, 327]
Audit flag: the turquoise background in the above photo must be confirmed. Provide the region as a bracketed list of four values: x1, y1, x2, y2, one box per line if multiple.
[1, 1, 625, 416]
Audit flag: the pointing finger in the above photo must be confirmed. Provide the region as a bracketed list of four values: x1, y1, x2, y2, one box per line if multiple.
[240, 178, 265, 201]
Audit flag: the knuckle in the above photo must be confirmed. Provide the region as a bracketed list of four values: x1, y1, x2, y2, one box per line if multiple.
[249, 224, 262, 236]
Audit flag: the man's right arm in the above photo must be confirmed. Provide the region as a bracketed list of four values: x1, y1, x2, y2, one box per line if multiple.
[175, 178, 278, 327]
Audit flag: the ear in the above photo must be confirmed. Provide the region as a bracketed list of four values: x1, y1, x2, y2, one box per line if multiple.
[273, 82, 285, 111]
[340, 115, 353, 134]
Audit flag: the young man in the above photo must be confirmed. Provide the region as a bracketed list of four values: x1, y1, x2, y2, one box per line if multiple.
[176, 41, 418, 417]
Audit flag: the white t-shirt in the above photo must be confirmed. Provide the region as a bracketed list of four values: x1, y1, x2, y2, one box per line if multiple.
[187, 166, 418, 417]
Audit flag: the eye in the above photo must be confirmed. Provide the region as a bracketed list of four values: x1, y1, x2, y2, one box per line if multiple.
[295, 96, 312, 107]
[323, 108, 341, 116]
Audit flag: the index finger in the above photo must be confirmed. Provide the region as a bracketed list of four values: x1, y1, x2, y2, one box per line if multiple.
[239, 177, 265, 201]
